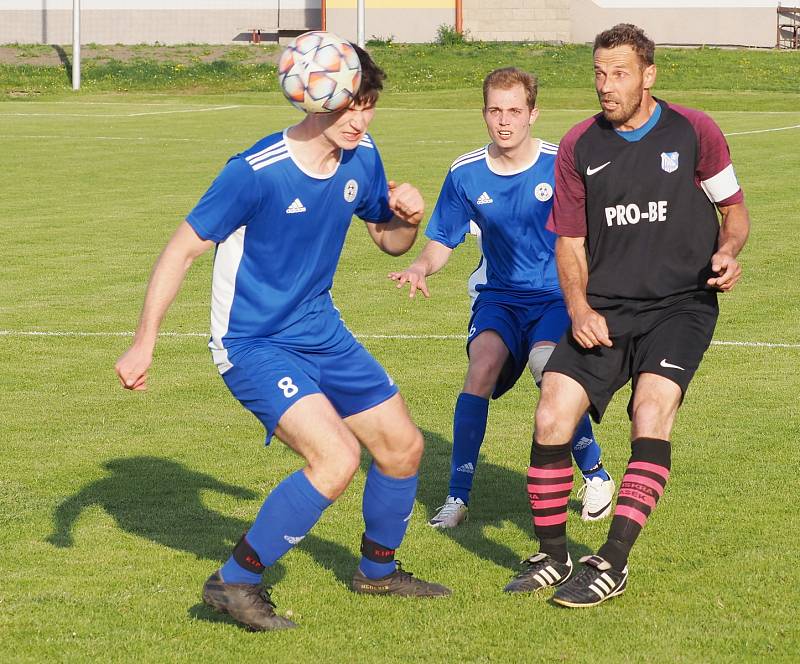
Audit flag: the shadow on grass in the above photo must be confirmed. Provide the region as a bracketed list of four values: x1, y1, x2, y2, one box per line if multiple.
[417, 429, 593, 569]
[51, 45, 72, 85]
[44, 456, 362, 591]
[46, 456, 282, 581]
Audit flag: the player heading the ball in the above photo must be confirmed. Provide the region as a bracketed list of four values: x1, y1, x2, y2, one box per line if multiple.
[115, 36, 451, 632]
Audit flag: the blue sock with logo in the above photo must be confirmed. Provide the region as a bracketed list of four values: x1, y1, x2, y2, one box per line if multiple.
[448, 392, 489, 504]
[359, 463, 418, 579]
[570, 414, 610, 481]
[220, 469, 332, 584]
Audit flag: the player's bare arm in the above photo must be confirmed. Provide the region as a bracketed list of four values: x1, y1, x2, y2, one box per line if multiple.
[114, 220, 214, 390]
[365, 181, 424, 256]
[388, 240, 454, 298]
[555, 236, 612, 349]
[707, 201, 750, 292]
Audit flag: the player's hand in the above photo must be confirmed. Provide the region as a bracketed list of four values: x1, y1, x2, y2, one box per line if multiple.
[388, 181, 424, 226]
[707, 251, 742, 292]
[114, 344, 154, 391]
[388, 265, 430, 298]
[571, 306, 612, 349]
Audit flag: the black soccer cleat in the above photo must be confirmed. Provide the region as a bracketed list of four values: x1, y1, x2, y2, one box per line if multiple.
[202, 571, 297, 631]
[351, 562, 452, 597]
[552, 555, 628, 608]
[503, 552, 573, 593]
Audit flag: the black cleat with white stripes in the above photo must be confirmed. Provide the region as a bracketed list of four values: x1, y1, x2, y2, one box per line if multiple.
[552, 555, 627, 607]
[503, 553, 573, 593]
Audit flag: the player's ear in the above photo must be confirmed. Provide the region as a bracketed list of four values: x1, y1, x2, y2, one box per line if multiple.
[529, 107, 539, 126]
[643, 63, 657, 90]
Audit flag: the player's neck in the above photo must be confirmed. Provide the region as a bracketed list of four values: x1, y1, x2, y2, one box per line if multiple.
[285, 123, 341, 175]
[613, 93, 658, 132]
[487, 137, 540, 174]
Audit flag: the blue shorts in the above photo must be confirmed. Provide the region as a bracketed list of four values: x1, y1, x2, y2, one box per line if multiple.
[467, 292, 570, 399]
[219, 331, 399, 443]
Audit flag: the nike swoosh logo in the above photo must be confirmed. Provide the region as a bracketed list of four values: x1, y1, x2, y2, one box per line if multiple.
[586, 161, 611, 176]
[660, 359, 685, 371]
[588, 500, 613, 519]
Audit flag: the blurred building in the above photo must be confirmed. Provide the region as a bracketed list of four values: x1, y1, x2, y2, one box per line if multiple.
[0, 1, 783, 48]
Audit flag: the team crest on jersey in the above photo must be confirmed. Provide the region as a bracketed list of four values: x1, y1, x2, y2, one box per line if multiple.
[534, 182, 553, 202]
[344, 179, 358, 202]
[660, 151, 680, 173]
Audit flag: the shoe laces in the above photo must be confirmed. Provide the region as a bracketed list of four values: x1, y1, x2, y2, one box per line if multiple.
[243, 584, 277, 609]
[512, 554, 544, 578]
[577, 477, 608, 511]
[393, 561, 414, 580]
[434, 498, 465, 519]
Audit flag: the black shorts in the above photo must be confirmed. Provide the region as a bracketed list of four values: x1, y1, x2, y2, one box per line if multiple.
[545, 290, 718, 422]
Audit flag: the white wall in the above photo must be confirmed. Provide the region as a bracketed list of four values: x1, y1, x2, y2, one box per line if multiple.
[3, 1, 315, 9]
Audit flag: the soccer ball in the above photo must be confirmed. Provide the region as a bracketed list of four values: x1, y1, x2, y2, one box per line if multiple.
[278, 31, 362, 114]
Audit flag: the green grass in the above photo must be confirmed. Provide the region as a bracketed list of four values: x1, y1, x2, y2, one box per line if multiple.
[3, 41, 800, 95]
[1, 47, 799, 662]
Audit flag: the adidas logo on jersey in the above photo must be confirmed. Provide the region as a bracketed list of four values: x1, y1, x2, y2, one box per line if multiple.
[286, 198, 306, 214]
[456, 462, 475, 474]
[283, 534, 305, 545]
[476, 192, 493, 205]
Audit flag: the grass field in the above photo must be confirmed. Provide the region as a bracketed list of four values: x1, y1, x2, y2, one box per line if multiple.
[2, 44, 800, 662]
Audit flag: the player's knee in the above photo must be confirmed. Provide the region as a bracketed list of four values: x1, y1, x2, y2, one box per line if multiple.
[528, 345, 555, 387]
[379, 427, 424, 477]
[464, 356, 502, 395]
[631, 398, 676, 439]
[534, 403, 561, 442]
[399, 427, 425, 474]
[309, 438, 360, 496]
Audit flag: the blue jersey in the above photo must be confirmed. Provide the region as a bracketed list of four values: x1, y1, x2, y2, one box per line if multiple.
[425, 141, 561, 300]
[186, 130, 393, 371]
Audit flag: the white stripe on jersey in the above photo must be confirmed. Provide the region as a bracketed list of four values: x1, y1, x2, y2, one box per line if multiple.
[467, 220, 486, 309]
[246, 140, 286, 164]
[251, 151, 290, 172]
[451, 146, 486, 171]
[359, 139, 374, 149]
[451, 151, 487, 172]
[700, 163, 740, 203]
[209, 226, 247, 374]
[540, 140, 559, 154]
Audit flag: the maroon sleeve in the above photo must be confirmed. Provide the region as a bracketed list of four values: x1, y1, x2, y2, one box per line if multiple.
[546, 117, 596, 237]
[670, 103, 744, 207]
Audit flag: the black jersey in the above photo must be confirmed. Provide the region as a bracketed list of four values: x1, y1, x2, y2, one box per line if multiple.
[547, 99, 743, 300]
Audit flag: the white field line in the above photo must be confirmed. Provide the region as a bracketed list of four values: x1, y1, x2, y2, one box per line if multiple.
[4, 101, 800, 117]
[0, 104, 240, 118]
[0, 329, 798, 348]
[4, 101, 800, 115]
[724, 124, 800, 136]
[1, 134, 201, 142]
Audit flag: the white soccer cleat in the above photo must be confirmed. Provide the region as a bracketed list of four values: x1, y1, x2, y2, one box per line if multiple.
[578, 475, 615, 521]
[428, 496, 468, 529]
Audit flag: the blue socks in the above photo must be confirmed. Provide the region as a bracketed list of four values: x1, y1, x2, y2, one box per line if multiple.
[359, 463, 417, 579]
[570, 414, 610, 481]
[448, 392, 489, 504]
[220, 469, 332, 584]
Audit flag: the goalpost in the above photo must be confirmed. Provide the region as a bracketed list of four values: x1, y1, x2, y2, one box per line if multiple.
[72, 0, 80, 91]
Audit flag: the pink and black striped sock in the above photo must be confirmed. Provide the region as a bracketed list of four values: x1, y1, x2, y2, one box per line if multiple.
[598, 437, 671, 571]
[528, 441, 573, 564]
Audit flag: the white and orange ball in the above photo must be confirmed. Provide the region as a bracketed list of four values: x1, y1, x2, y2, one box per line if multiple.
[278, 31, 362, 114]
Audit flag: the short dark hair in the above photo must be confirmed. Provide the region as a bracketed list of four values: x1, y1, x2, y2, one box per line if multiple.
[593, 23, 655, 67]
[351, 43, 385, 107]
[482, 67, 538, 110]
